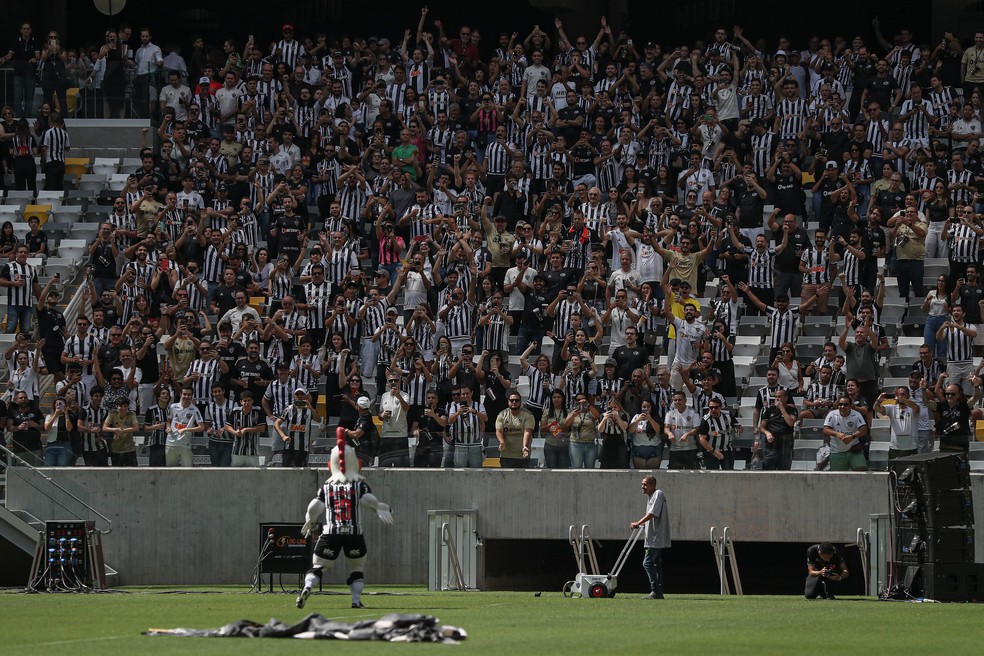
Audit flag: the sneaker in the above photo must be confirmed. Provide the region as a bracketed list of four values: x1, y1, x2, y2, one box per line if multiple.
[296, 588, 310, 609]
[641, 593, 660, 600]
[351, 601, 365, 609]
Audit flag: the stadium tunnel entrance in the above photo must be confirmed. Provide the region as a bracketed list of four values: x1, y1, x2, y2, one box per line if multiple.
[484, 539, 866, 596]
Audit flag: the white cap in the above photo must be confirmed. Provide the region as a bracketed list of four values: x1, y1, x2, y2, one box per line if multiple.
[357, 397, 371, 409]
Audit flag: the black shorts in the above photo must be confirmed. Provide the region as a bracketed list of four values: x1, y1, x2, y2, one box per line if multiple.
[313, 534, 367, 561]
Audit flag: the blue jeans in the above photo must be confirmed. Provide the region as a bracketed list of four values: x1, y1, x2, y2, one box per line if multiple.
[44, 442, 75, 466]
[12, 72, 36, 118]
[208, 439, 232, 467]
[895, 259, 925, 299]
[94, 277, 116, 297]
[924, 315, 947, 359]
[5, 305, 33, 334]
[382, 262, 401, 285]
[516, 323, 544, 356]
[643, 547, 664, 597]
[453, 442, 484, 468]
[569, 441, 598, 469]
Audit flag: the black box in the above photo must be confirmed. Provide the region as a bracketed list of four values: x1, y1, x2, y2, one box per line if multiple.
[259, 523, 311, 574]
[892, 562, 984, 602]
[896, 526, 975, 564]
[891, 452, 971, 494]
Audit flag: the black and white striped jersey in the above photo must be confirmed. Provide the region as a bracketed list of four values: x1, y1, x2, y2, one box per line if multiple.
[187, 358, 222, 404]
[765, 305, 802, 348]
[900, 98, 933, 140]
[317, 479, 372, 535]
[442, 300, 474, 340]
[41, 126, 70, 163]
[744, 246, 776, 288]
[81, 403, 109, 452]
[205, 398, 236, 443]
[524, 364, 552, 410]
[275, 39, 303, 69]
[692, 389, 726, 417]
[143, 405, 168, 447]
[229, 406, 264, 456]
[947, 223, 980, 262]
[944, 322, 976, 363]
[448, 400, 486, 445]
[303, 281, 333, 329]
[698, 410, 738, 450]
[276, 402, 317, 452]
[2, 261, 36, 306]
[743, 93, 773, 120]
[202, 243, 229, 284]
[800, 245, 831, 285]
[265, 378, 303, 417]
[749, 131, 776, 177]
[806, 379, 842, 407]
[63, 334, 99, 376]
[948, 168, 975, 206]
[775, 98, 807, 139]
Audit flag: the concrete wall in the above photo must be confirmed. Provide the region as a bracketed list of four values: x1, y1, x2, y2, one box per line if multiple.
[7, 469, 984, 586]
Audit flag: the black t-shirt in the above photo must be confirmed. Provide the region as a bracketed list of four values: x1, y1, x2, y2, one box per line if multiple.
[720, 232, 752, 284]
[762, 403, 797, 446]
[37, 306, 66, 351]
[541, 268, 577, 299]
[557, 106, 586, 144]
[216, 340, 247, 387]
[611, 345, 648, 381]
[735, 181, 765, 228]
[91, 240, 117, 278]
[212, 284, 245, 317]
[569, 143, 595, 176]
[276, 214, 307, 255]
[234, 358, 273, 405]
[958, 283, 984, 323]
[415, 406, 446, 452]
[522, 290, 550, 330]
[773, 228, 810, 273]
[939, 401, 972, 452]
[874, 189, 905, 221]
[866, 75, 898, 110]
[806, 544, 844, 573]
[25, 230, 47, 255]
[10, 408, 43, 453]
[773, 173, 805, 216]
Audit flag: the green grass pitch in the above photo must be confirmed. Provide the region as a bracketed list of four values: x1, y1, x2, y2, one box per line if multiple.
[1, 586, 980, 654]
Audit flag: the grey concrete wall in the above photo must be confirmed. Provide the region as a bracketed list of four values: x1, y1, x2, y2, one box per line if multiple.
[7, 469, 983, 586]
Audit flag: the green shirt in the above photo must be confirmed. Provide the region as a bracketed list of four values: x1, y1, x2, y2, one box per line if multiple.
[391, 143, 419, 180]
[844, 341, 878, 383]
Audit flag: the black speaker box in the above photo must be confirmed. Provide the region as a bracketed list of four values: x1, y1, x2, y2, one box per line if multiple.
[891, 452, 971, 494]
[259, 523, 311, 574]
[892, 562, 984, 602]
[896, 526, 975, 564]
[896, 489, 975, 528]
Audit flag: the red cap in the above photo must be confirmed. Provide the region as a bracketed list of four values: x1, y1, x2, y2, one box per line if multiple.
[282, 23, 294, 31]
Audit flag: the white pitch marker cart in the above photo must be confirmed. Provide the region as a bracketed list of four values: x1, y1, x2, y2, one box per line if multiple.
[563, 527, 643, 598]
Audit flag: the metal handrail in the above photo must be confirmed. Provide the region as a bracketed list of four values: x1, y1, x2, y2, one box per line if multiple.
[0, 444, 112, 534]
[440, 522, 465, 591]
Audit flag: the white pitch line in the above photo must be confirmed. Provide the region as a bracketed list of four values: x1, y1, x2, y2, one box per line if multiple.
[5, 635, 128, 650]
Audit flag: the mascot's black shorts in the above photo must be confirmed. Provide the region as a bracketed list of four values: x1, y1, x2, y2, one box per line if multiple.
[314, 534, 367, 560]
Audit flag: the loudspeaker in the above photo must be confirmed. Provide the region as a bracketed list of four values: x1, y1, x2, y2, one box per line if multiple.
[892, 562, 984, 602]
[897, 489, 974, 529]
[895, 526, 975, 564]
[891, 452, 971, 494]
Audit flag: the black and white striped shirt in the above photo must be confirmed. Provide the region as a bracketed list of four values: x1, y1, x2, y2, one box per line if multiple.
[81, 403, 109, 452]
[699, 410, 737, 450]
[800, 245, 831, 285]
[275, 40, 302, 69]
[524, 364, 552, 410]
[205, 398, 236, 444]
[945, 322, 976, 363]
[948, 223, 980, 262]
[948, 168, 975, 206]
[143, 404, 168, 447]
[745, 246, 776, 288]
[187, 358, 221, 403]
[900, 98, 933, 140]
[230, 406, 263, 456]
[303, 281, 333, 330]
[442, 300, 474, 339]
[806, 379, 842, 408]
[41, 126, 70, 163]
[317, 479, 371, 535]
[2, 261, 37, 306]
[277, 403, 317, 452]
[63, 334, 99, 376]
[449, 400, 485, 445]
[265, 378, 302, 417]
[775, 98, 807, 139]
[750, 131, 776, 177]
[865, 118, 890, 154]
[765, 305, 802, 348]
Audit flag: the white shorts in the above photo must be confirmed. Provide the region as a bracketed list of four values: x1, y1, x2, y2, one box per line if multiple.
[165, 445, 194, 467]
[231, 454, 260, 467]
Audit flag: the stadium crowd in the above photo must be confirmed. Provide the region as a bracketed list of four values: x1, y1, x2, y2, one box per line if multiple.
[1, 11, 983, 471]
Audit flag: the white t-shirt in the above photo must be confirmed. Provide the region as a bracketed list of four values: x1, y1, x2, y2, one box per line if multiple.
[664, 406, 701, 451]
[379, 392, 409, 438]
[823, 409, 866, 453]
[159, 84, 192, 120]
[883, 402, 919, 451]
[672, 316, 706, 366]
[166, 402, 204, 447]
[503, 266, 536, 311]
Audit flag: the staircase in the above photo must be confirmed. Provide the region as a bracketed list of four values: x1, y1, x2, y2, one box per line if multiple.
[1, 446, 117, 587]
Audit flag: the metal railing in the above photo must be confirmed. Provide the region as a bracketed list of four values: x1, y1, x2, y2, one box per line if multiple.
[0, 444, 112, 534]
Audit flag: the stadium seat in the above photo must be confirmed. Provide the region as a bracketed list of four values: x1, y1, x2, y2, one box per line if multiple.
[50, 206, 82, 225]
[79, 174, 109, 195]
[881, 377, 909, 390]
[0, 205, 22, 220]
[901, 318, 924, 337]
[5, 189, 34, 202]
[92, 157, 121, 176]
[791, 460, 815, 470]
[44, 258, 77, 279]
[36, 190, 64, 209]
[24, 204, 51, 224]
[64, 157, 90, 178]
[70, 223, 100, 240]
